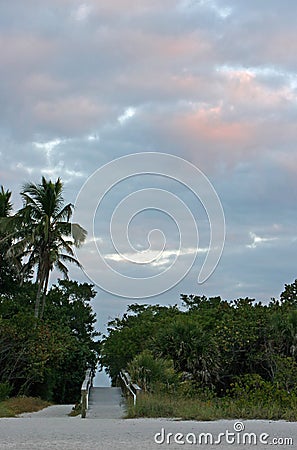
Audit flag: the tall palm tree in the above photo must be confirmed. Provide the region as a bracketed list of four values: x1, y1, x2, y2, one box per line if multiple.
[6, 177, 87, 318]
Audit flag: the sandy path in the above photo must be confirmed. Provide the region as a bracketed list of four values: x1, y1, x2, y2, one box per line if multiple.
[0, 416, 296, 449]
[1, 388, 295, 449]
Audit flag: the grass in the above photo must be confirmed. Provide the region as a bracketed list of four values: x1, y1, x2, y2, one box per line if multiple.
[125, 392, 297, 421]
[0, 396, 51, 418]
[68, 403, 82, 417]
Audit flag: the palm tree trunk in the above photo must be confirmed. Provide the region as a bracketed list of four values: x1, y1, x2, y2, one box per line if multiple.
[40, 269, 50, 319]
[35, 264, 45, 319]
[34, 280, 43, 318]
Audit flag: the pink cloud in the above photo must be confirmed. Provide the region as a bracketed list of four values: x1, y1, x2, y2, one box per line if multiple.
[258, 30, 297, 68]
[0, 34, 55, 70]
[92, 26, 214, 67]
[171, 106, 253, 146]
[222, 69, 295, 111]
[33, 96, 104, 135]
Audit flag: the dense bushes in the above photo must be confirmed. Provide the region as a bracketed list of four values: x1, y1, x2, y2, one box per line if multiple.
[0, 280, 100, 403]
[127, 350, 177, 392]
[102, 280, 297, 418]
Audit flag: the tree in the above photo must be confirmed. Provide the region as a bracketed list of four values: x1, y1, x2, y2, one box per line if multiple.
[0, 186, 19, 292]
[0, 280, 100, 402]
[280, 279, 297, 305]
[1, 177, 87, 318]
[101, 304, 180, 384]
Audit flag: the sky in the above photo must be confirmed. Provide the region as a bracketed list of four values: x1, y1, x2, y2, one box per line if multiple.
[1, 0, 297, 335]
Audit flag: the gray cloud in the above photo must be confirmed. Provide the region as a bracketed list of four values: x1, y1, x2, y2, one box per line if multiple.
[1, 0, 296, 330]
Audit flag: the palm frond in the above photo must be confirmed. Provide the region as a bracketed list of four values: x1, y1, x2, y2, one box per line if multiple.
[58, 253, 82, 267]
[54, 203, 73, 222]
[71, 223, 87, 247]
[54, 259, 69, 279]
[4, 177, 87, 317]
[0, 186, 12, 217]
[58, 236, 75, 255]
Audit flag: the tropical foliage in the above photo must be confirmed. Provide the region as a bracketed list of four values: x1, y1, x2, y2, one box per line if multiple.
[0, 178, 87, 318]
[102, 281, 297, 419]
[0, 186, 19, 292]
[0, 279, 100, 402]
[0, 179, 99, 404]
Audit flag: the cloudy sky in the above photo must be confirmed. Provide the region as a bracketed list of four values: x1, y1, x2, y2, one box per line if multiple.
[1, 0, 297, 332]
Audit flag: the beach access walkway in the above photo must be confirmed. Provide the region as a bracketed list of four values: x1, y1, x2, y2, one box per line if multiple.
[87, 386, 124, 418]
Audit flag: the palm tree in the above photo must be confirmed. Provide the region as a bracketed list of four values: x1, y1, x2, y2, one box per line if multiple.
[6, 177, 87, 318]
[0, 186, 17, 291]
[0, 186, 12, 217]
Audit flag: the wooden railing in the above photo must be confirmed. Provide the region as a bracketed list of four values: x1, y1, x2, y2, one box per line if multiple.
[119, 370, 142, 405]
[81, 368, 94, 418]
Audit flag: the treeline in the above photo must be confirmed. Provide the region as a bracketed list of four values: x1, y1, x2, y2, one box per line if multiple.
[101, 281, 297, 407]
[0, 179, 99, 403]
[0, 280, 100, 402]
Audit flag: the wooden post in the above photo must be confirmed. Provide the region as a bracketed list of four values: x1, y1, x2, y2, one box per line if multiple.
[81, 389, 87, 418]
[81, 368, 93, 419]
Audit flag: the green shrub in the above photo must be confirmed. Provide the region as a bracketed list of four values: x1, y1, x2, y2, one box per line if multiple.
[177, 380, 216, 401]
[127, 350, 178, 392]
[126, 387, 297, 421]
[0, 383, 12, 401]
[223, 373, 297, 419]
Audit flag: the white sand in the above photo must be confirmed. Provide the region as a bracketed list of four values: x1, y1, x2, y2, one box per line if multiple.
[2, 389, 295, 449]
[0, 416, 296, 449]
